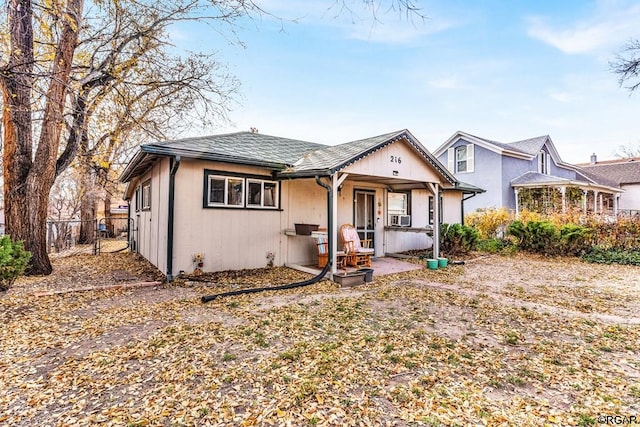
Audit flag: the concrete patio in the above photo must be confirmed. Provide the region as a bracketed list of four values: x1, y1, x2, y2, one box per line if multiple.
[287, 255, 424, 279]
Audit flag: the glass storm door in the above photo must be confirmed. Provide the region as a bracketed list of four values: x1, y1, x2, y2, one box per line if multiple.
[354, 190, 375, 249]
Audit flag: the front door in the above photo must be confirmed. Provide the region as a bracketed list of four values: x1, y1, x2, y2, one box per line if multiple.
[354, 190, 375, 251]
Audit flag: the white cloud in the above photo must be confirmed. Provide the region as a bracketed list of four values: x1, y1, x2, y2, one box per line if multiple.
[526, 1, 640, 54]
[428, 75, 465, 90]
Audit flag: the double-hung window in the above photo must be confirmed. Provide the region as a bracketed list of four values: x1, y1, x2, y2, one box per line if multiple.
[141, 180, 151, 211]
[538, 150, 550, 175]
[447, 144, 474, 173]
[207, 175, 244, 207]
[247, 179, 278, 208]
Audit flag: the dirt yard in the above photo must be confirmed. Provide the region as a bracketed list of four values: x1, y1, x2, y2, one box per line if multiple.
[1, 252, 639, 426]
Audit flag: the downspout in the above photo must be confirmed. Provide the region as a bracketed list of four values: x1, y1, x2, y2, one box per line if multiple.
[461, 192, 478, 226]
[201, 175, 333, 303]
[167, 156, 181, 282]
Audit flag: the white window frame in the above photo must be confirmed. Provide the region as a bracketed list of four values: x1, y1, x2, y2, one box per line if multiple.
[207, 175, 245, 208]
[141, 180, 151, 211]
[538, 150, 550, 175]
[448, 144, 474, 173]
[246, 179, 279, 209]
[387, 192, 408, 215]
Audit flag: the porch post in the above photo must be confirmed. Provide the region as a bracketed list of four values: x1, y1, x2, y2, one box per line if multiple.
[582, 189, 588, 214]
[559, 186, 566, 213]
[426, 182, 440, 259]
[594, 191, 599, 214]
[614, 195, 619, 216]
[331, 174, 339, 277]
[514, 188, 520, 217]
[331, 173, 349, 276]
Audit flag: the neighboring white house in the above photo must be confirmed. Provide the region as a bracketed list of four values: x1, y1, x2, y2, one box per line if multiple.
[120, 129, 481, 280]
[577, 155, 640, 216]
[432, 131, 622, 216]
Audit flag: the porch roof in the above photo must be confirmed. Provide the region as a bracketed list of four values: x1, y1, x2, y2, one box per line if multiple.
[279, 129, 457, 185]
[511, 171, 622, 194]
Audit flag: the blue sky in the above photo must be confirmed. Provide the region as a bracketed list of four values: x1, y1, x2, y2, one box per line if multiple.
[175, 0, 640, 164]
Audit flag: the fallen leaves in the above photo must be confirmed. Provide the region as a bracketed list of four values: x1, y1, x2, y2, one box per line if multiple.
[1, 252, 639, 425]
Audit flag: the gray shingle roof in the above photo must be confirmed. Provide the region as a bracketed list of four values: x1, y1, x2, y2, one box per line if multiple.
[290, 130, 409, 172]
[578, 159, 640, 186]
[144, 132, 324, 165]
[511, 172, 572, 186]
[507, 136, 549, 155]
[120, 129, 457, 185]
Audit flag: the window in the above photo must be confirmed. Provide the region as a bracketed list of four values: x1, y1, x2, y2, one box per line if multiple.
[141, 180, 151, 210]
[207, 175, 244, 207]
[447, 144, 474, 173]
[247, 179, 278, 208]
[538, 150, 550, 175]
[428, 196, 443, 225]
[134, 188, 140, 212]
[204, 170, 279, 209]
[388, 192, 408, 215]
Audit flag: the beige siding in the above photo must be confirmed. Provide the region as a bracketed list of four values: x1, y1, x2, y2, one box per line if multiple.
[442, 191, 463, 224]
[172, 160, 287, 274]
[342, 140, 442, 183]
[282, 179, 329, 266]
[134, 159, 169, 275]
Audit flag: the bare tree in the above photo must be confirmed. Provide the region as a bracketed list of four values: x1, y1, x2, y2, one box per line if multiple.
[1, 0, 426, 275]
[611, 39, 640, 92]
[614, 142, 640, 158]
[1, 0, 257, 274]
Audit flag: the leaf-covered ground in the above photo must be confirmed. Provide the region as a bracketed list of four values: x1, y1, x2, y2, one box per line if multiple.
[1, 252, 639, 426]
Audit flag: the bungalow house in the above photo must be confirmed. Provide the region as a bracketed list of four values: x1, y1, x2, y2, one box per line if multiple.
[119, 129, 480, 280]
[432, 131, 622, 217]
[577, 154, 640, 216]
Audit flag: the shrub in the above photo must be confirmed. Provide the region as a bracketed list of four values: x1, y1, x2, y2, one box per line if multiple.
[581, 246, 640, 265]
[507, 220, 591, 256]
[507, 220, 559, 254]
[465, 208, 514, 240]
[440, 223, 478, 256]
[559, 223, 591, 256]
[477, 238, 516, 254]
[0, 235, 32, 292]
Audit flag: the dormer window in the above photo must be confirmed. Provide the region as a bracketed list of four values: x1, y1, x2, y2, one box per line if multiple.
[538, 150, 550, 175]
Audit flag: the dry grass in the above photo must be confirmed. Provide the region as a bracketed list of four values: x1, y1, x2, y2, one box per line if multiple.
[1, 252, 639, 426]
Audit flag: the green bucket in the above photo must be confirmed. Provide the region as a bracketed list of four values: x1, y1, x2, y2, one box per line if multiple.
[427, 259, 438, 270]
[437, 257, 448, 268]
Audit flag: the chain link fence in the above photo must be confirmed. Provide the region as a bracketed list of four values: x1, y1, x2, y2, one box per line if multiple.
[44, 217, 134, 256]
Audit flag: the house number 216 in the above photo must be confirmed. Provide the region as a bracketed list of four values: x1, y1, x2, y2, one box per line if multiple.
[390, 156, 402, 164]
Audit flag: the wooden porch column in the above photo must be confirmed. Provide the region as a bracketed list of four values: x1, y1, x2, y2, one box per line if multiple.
[514, 188, 520, 217]
[593, 191, 599, 214]
[559, 186, 567, 213]
[582, 189, 588, 214]
[426, 182, 440, 259]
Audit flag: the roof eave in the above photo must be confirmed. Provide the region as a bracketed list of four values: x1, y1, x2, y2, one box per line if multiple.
[119, 145, 289, 183]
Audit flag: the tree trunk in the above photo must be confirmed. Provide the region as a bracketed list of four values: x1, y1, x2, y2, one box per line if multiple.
[1, 0, 84, 275]
[78, 159, 97, 244]
[104, 191, 113, 237]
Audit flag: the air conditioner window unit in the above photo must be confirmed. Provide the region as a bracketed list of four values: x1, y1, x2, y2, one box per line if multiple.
[390, 214, 411, 227]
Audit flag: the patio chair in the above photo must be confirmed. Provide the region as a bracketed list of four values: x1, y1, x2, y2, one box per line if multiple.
[311, 232, 347, 270]
[339, 224, 374, 268]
